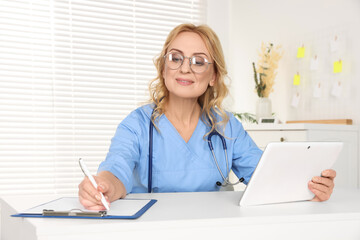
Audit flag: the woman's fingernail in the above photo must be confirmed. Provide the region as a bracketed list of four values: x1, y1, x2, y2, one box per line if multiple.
[99, 184, 105, 191]
[95, 194, 101, 200]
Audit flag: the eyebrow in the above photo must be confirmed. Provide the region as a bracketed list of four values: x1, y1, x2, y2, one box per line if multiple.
[168, 48, 209, 58]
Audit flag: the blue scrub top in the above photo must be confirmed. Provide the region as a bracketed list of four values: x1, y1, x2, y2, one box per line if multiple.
[98, 104, 262, 194]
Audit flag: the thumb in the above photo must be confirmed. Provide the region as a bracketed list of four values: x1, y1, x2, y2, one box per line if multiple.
[97, 183, 107, 193]
[94, 176, 107, 193]
[98, 183, 111, 203]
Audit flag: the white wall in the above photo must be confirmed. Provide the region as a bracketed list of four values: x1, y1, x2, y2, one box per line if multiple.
[206, 1, 360, 191]
[206, 0, 234, 109]
[206, 0, 231, 63]
[227, 0, 360, 124]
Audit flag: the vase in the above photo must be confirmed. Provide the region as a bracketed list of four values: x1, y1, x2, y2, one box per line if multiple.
[256, 97, 272, 122]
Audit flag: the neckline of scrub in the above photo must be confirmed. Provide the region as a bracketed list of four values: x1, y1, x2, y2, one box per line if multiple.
[162, 114, 202, 144]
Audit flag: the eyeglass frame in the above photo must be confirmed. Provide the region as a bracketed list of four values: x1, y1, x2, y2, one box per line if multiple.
[163, 52, 213, 73]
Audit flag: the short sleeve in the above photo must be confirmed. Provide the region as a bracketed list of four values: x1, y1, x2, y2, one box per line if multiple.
[229, 115, 263, 184]
[97, 111, 143, 193]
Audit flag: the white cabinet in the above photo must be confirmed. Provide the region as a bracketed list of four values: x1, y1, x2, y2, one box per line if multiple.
[238, 124, 359, 189]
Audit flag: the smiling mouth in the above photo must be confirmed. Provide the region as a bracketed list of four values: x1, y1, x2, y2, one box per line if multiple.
[176, 78, 194, 85]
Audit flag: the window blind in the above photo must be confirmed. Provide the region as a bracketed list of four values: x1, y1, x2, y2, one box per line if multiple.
[0, 0, 206, 195]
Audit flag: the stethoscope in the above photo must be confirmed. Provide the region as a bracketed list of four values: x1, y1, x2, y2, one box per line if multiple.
[147, 109, 244, 193]
[207, 131, 244, 188]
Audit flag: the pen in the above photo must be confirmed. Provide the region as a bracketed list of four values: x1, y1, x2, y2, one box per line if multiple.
[79, 158, 110, 211]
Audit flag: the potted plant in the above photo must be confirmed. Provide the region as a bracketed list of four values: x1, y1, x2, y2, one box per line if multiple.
[253, 43, 282, 121]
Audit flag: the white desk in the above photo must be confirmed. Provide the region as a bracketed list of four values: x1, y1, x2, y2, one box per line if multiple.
[2, 189, 360, 240]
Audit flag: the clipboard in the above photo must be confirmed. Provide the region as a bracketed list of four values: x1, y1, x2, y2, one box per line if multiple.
[11, 197, 157, 219]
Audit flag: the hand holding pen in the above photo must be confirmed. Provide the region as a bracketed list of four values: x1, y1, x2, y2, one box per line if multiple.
[78, 158, 110, 210]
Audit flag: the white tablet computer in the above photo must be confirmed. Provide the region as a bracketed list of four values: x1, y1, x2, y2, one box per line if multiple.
[239, 142, 343, 207]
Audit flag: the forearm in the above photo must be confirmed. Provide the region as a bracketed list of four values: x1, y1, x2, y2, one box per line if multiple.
[98, 170, 127, 201]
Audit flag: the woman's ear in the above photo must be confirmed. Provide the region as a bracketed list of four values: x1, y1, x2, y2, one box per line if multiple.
[209, 73, 216, 87]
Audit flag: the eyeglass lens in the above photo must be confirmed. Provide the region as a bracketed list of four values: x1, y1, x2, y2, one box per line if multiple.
[165, 52, 209, 73]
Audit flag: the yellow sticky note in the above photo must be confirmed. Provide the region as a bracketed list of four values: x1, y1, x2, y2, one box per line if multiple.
[333, 60, 342, 73]
[293, 74, 300, 85]
[297, 47, 305, 58]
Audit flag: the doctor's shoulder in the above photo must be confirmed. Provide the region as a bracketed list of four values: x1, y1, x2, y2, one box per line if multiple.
[211, 110, 245, 136]
[115, 104, 153, 136]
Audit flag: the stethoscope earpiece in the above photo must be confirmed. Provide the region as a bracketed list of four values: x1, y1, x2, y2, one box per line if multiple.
[216, 181, 222, 186]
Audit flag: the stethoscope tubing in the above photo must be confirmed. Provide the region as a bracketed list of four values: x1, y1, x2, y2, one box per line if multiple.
[207, 131, 244, 186]
[148, 119, 154, 193]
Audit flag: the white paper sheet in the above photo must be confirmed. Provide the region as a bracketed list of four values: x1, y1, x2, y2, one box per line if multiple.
[20, 197, 152, 216]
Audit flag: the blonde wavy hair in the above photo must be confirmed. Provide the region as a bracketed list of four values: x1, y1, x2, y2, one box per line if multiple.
[149, 23, 229, 137]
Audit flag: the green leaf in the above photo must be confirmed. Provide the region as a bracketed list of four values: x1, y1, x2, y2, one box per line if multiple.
[233, 112, 258, 124]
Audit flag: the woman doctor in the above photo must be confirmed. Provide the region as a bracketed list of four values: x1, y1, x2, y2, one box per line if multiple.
[78, 23, 336, 210]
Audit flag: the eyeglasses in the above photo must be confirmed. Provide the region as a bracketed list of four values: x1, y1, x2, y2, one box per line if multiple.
[164, 52, 212, 73]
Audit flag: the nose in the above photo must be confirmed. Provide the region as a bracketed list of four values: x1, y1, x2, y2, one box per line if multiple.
[180, 57, 191, 73]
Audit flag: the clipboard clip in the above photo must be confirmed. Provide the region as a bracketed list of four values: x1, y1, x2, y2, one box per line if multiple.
[43, 209, 107, 217]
